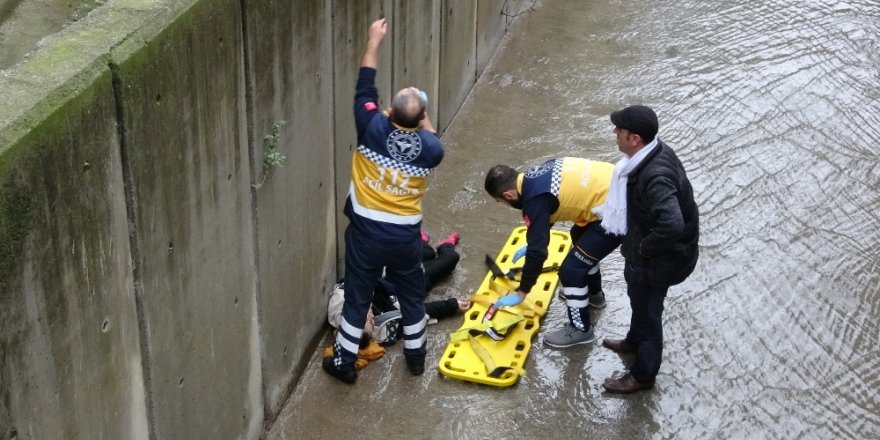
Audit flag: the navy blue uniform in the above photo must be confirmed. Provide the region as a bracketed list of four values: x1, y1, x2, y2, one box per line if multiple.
[331, 67, 443, 366]
[517, 158, 621, 332]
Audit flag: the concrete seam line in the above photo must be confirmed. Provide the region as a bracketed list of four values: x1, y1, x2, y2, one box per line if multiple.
[109, 58, 159, 440]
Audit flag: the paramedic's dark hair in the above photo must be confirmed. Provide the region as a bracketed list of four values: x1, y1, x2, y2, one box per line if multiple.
[484, 165, 518, 198]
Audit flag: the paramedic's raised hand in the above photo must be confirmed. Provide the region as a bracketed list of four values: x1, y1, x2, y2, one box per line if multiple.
[496, 292, 524, 308]
[368, 18, 387, 44]
[362, 18, 387, 69]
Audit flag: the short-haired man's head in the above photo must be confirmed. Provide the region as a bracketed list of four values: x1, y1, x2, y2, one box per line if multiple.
[390, 87, 427, 128]
[484, 165, 518, 198]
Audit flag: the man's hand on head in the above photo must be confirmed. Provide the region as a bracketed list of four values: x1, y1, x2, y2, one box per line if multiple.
[419, 111, 436, 133]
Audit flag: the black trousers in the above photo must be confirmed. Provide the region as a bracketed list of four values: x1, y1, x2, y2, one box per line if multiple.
[372, 242, 461, 318]
[623, 261, 669, 383]
[421, 243, 460, 291]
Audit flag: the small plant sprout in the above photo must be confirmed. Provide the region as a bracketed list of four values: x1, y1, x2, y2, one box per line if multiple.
[255, 120, 287, 188]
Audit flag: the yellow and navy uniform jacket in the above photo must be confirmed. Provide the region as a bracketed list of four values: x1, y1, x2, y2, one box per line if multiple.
[515, 157, 614, 292]
[347, 67, 444, 241]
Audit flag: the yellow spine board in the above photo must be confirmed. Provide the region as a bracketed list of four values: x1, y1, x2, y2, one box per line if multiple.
[438, 226, 572, 386]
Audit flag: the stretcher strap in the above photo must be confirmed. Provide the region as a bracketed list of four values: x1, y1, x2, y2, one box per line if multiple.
[468, 334, 520, 379]
[520, 297, 546, 317]
[449, 312, 524, 342]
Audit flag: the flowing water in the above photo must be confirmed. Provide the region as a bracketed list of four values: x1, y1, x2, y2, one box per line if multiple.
[271, 0, 880, 438]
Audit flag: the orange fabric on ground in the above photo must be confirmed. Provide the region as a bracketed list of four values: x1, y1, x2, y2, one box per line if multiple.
[323, 339, 386, 370]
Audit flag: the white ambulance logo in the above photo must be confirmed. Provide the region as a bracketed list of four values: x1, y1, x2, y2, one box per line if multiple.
[524, 162, 552, 178]
[386, 130, 422, 163]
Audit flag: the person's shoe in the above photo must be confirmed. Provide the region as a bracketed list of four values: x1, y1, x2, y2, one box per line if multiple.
[543, 323, 596, 348]
[322, 357, 357, 384]
[437, 232, 460, 247]
[374, 310, 403, 346]
[588, 290, 606, 308]
[602, 374, 654, 394]
[602, 338, 635, 354]
[420, 230, 431, 244]
[405, 355, 425, 376]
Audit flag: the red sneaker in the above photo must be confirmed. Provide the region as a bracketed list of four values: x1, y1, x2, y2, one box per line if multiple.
[437, 232, 460, 247]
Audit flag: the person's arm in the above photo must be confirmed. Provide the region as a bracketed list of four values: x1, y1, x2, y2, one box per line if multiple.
[514, 194, 556, 298]
[353, 19, 387, 139]
[639, 175, 685, 257]
[420, 111, 436, 134]
[425, 298, 459, 320]
[361, 18, 386, 69]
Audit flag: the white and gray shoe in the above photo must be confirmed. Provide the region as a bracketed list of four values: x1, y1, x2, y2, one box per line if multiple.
[543, 323, 596, 348]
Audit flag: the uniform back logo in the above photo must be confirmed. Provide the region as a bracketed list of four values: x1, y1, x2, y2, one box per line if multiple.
[386, 130, 422, 163]
[524, 161, 553, 178]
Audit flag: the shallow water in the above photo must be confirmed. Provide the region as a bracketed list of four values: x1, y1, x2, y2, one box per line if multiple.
[271, 0, 880, 438]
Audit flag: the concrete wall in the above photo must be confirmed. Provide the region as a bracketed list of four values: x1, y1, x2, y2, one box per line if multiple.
[110, 1, 262, 438]
[243, 0, 336, 419]
[0, 0, 529, 438]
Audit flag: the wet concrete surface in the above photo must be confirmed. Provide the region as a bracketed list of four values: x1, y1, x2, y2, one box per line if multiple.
[269, 0, 880, 438]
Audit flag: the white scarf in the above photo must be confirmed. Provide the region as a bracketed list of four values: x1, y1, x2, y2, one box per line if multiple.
[597, 139, 658, 236]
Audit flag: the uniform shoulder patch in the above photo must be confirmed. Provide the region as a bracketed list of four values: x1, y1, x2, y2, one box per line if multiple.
[364, 102, 378, 111]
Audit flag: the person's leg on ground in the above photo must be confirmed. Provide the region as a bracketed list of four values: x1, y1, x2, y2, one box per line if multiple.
[423, 243, 460, 291]
[421, 240, 436, 261]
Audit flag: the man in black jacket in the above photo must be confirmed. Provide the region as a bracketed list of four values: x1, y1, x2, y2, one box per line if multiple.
[599, 105, 699, 394]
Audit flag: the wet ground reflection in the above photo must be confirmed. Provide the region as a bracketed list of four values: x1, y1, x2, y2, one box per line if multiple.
[270, 0, 880, 438]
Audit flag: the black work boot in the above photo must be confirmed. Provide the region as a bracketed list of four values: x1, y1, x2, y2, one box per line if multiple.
[405, 355, 425, 376]
[322, 356, 357, 384]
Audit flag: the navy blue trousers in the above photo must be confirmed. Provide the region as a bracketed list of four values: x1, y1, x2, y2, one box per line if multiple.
[558, 221, 621, 330]
[559, 221, 622, 290]
[334, 225, 427, 365]
[623, 262, 669, 383]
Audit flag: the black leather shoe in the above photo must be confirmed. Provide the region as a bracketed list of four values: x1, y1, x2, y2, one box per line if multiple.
[602, 374, 654, 394]
[405, 355, 425, 376]
[602, 338, 635, 354]
[322, 357, 357, 384]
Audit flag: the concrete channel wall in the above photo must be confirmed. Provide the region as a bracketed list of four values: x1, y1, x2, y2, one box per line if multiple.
[0, 0, 528, 438]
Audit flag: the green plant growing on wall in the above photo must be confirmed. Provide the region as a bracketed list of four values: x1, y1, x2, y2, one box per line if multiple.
[255, 120, 287, 189]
